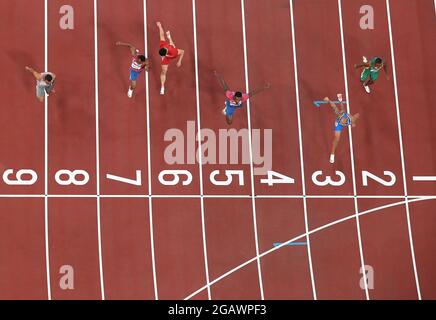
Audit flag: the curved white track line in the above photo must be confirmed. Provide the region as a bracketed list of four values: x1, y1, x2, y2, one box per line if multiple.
[184, 196, 434, 300]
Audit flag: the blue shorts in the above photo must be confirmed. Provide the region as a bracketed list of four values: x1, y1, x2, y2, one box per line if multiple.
[334, 121, 345, 132]
[224, 100, 240, 116]
[130, 69, 141, 81]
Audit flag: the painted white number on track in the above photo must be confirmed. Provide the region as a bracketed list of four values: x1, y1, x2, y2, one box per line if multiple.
[158, 170, 193, 186]
[106, 170, 142, 186]
[312, 170, 346, 186]
[210, 170, 244, 186]
[260, 170, 295, 186]
[362, 171, 396, 187]
[3, 169, 38, 186]
[55, 170, 90, 186]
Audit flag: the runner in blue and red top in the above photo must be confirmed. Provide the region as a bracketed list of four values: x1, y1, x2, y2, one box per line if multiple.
[156, 21, 185, 95]
[213, 70, 270, 125]
[115, 41, 150, 98]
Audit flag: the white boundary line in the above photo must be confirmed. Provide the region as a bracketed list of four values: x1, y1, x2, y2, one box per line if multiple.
[0, 194, 435, 199]
[338, 0, 369, 299]
[413, 176, 436, 182]
[143, 0, 158, 300]
[192, 0, 212, 300]
[183, 196, 435, 300]
[43, 0, 51, 300]
[93, 0, 105, 300]
[289, 0, 317, 300]
[386, 0, 421, 299]
[240, 0, 264, 299]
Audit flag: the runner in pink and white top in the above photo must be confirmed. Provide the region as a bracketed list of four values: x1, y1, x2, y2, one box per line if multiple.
[213, 70, 271, 125]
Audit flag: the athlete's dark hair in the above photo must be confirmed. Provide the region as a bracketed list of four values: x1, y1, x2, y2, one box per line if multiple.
[234, 91, 243, 98]
[374, 57, 383, 64]
[159, 48, 168, 56]
[44, 74, 53, 82]
[138, 55, 146, 62]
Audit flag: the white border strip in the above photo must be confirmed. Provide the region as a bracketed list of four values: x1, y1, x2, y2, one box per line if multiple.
[192, 0, 212, 300]
[43, 0, 51, 300]
[289, 0, 317, 300]
[338, 0, 369, 299]
[93, 0, 105, 300]
[143, 0, 159, 300]
[413, 176, 436, 182]
[0, 194, 434, 199]
[240, 0, 264, 299]
[386, 0, 421, 299]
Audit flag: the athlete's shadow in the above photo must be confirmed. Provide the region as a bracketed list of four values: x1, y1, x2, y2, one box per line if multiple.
[99, 23, 129, 90]
[5, 49, 38, 90]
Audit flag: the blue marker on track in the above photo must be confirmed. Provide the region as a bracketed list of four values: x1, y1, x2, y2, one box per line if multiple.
[313, 100, 347, 107]
[273, 242, 307, 247]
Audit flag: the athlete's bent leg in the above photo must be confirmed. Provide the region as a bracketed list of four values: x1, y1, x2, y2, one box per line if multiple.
[330, 131, 341, 163]
[160, 65, 168, 95]
[128, 80, 137, 98]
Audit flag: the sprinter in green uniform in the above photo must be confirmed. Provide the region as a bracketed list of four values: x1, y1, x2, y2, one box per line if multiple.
[354, 56, 389, 94]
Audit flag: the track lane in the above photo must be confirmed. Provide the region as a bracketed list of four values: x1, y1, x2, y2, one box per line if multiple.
[48, 198, 101, 299]
[256, 198, 312, 299]
[47, 0, 97, 195]
[293, 0, 354, 196]
[358, 198, 418, 298]
[204, 198, 261, 299]
[341, 0, 404, 196]
[0, 0, 44, 194]
[293, 0, 365, 299]
[100, 198, 155, 299]
[97, 0, 149, 196]
[152, 198, 208, 299]
[408, 199, 436, 299]
[307, 198, 365, 299]
[389, 0, 436, 196]
[195, 0, 252, 196]
[147, 0, 200, 195]
[0, 199, 47, 299]
[244, 0, 303, 196]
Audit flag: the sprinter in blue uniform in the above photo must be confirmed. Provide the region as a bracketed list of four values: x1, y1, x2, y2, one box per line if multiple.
[325, 94, 360, 164]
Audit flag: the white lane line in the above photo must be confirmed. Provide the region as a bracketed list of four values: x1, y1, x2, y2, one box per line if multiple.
[192, 0, 212, 300]
[0, 194, 435, 199]
[143, 0, 158, 300]
[413, 176, 436, 182]
[183, 196, 435, 300]
[338, 0, 369, 299]
[289, 0, 317, 300]
[44, 0, 51, 301]
[93, 0, 105, 300]
[240, 0, 264, 300]
[386, 0, 421, 299]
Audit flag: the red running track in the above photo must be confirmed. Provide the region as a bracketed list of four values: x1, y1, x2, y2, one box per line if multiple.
[0, 0, 434, 300]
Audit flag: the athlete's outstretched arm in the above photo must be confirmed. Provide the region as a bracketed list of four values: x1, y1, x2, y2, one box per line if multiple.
[248, 83, 271, 98]
[351, 113, 360, 127]
[156, 22, 165, 41]
[115, 41, 137, 55]
[213, 70, 230, 91]
[354, 62, 370, 69]
[25, 66, 42, 80]
[324, 97, 342, 114]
